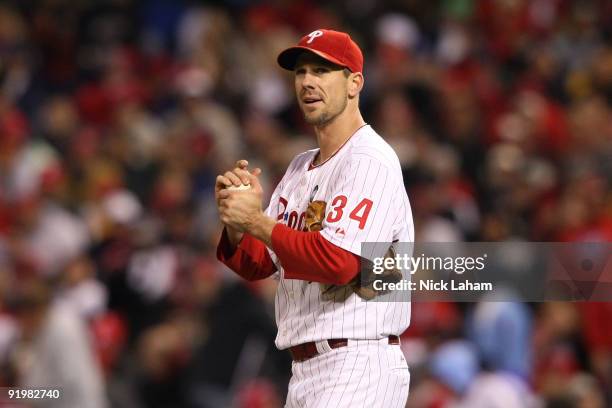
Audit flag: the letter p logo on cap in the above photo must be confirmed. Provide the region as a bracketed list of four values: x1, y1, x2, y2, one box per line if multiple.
[277, 29, 364, 74]
[306, 30, 323, 44]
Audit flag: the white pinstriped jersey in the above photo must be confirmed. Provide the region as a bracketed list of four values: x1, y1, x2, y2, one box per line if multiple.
[265, 125, 414, 350]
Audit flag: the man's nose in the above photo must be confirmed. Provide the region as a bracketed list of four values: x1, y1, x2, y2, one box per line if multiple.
[301, 71, 316, 89]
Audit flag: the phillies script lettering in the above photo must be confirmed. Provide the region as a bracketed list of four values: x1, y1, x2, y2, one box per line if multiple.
[278, 196, 373, 231]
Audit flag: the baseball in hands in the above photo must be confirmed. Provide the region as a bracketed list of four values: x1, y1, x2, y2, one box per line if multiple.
[226, 184, 251, 191]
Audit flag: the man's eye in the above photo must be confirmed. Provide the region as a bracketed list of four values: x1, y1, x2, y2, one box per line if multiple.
[315, 68, 328, 74]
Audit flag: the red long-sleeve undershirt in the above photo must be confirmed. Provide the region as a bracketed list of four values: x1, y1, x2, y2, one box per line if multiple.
[217, 228, 277, 281]
[216, 224, 360, 285]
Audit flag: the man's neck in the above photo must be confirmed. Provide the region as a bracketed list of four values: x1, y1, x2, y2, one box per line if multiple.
[313, 111, 366, 165]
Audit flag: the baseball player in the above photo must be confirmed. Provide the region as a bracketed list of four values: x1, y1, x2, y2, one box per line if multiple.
[216, 29, 413, 407]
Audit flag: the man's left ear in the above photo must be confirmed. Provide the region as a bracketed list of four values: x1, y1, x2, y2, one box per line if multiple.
[348, 72, 364, 98]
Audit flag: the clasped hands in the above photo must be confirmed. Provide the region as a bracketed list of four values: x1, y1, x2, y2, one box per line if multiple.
[215, 160, 267, 235]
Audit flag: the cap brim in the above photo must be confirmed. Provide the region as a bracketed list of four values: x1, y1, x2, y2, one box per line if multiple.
[277, 46, 348, 71]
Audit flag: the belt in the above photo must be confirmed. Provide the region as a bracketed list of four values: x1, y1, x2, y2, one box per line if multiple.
[289, 336, 400, 362]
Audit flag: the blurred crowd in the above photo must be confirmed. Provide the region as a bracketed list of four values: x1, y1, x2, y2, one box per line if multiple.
[0, 0, 611, 407]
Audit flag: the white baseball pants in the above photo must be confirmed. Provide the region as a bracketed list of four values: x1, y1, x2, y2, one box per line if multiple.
[285, 338, 410, 407]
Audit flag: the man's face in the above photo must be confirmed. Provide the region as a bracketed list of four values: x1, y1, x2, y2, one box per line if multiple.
[294, 53, 349, 126]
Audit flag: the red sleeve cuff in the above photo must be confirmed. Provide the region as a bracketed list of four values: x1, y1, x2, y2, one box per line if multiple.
[216, 228, 277, 281]
[217, 228, 238, 261]
[271, 223, 360, 285]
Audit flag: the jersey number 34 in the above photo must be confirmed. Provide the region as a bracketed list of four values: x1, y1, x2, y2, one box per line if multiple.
[326, 196, 373, 230]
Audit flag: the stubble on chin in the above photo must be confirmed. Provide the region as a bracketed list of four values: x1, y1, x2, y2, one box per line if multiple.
[304, 112, 330, 126]
[302, 99, 346, 126]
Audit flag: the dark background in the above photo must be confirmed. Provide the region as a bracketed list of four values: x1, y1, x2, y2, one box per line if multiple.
[0, 0, 611, 407]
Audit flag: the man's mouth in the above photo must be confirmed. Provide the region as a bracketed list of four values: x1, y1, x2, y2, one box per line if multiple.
[302, 96, 322, 105]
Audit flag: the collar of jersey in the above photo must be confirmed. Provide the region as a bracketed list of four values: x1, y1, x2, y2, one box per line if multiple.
[308, 123, 369, 171]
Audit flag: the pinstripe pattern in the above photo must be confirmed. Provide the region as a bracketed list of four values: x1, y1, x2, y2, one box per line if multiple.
[285, 341, 409, 408]
[267, 126, 413, 350]
[263, 126, 412, 405]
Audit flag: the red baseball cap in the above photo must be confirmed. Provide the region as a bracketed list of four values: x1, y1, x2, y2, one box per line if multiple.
[277, 29, 363, 73]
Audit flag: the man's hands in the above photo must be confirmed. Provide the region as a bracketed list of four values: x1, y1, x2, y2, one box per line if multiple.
[217, 160, 263, 232]
[216, 160, 276, 247]
[215, 160, 260, 204]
